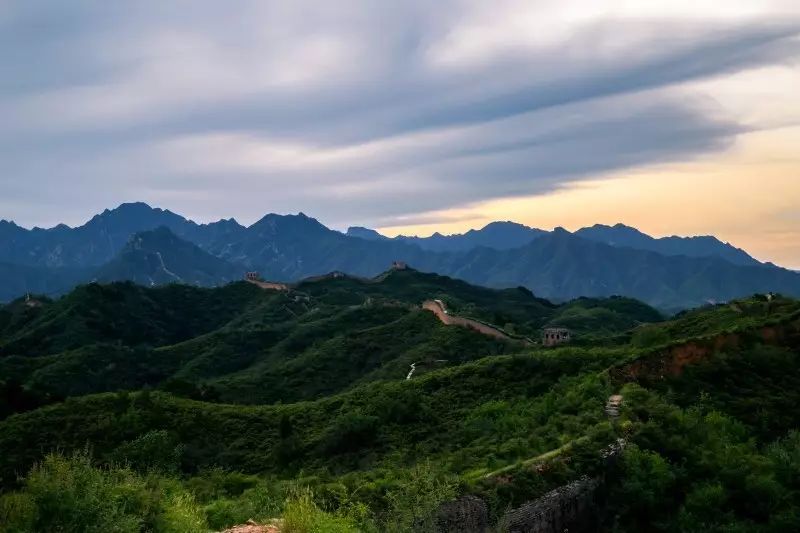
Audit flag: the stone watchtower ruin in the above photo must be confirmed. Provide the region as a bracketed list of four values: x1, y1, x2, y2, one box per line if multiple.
[542, 327, 570, 347]
[245, 272, 260, 282]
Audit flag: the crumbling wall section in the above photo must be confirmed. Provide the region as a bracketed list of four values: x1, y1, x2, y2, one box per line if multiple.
[435, 495, 489, 533]
[500, 476, 600, 533]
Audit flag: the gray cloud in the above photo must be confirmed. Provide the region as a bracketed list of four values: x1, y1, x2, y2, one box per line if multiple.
[0, 1, 798, 229]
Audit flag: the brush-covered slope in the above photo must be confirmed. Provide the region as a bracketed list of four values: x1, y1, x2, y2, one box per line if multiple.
[0, 281, 268, 356]
[1, 273, 800, 531]
[0, 270, 660, 414]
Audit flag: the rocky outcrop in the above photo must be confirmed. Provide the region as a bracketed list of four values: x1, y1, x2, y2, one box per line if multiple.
[610, 316, 800, 383]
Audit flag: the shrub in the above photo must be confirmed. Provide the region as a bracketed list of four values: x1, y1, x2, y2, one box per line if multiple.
[383, 461, 458, 532]
[0, 451, 207, 533]
[155, 491, 207, 533]
[111, 430, 184, 473]
[282, 489, 363, 533]
[321, 410, 380, 454]
[203, 482, 285, 530]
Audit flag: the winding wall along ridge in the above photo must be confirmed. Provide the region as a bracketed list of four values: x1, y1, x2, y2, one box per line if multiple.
[422, 299, 521, 342]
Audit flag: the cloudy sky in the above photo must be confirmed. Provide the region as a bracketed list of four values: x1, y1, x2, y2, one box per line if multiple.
[1, 1, 799, 267]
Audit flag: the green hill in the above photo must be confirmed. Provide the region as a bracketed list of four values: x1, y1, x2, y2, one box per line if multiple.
[0, 281, 268, 356]
[0, 269, 657, 411]
[2, 272, 800, 531]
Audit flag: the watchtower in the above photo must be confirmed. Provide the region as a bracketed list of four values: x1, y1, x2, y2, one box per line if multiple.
[542, 327, 570, 346]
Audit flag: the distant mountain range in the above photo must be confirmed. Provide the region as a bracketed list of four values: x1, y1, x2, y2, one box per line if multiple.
[348, 221, 760, 265]
[347, 221, 549, 253]
[1, 202, 798, 310]
[94, 227, 241, 286]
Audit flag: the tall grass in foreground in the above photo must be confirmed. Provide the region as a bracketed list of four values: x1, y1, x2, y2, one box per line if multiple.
[0, 452, 460, 532]
[0, 451, 205, 532]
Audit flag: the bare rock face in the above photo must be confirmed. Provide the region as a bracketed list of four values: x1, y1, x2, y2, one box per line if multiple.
[501, 477, 600, 533]
[435, 495, 489, 533]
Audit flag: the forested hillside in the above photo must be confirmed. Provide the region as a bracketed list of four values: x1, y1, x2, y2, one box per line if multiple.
[1, 271, 799, 532]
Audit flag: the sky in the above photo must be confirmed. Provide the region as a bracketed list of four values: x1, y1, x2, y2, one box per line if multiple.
[1, 1, 799, 268]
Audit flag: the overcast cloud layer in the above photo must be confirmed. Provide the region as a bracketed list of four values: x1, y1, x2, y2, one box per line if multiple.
[1, 1, 799, 230]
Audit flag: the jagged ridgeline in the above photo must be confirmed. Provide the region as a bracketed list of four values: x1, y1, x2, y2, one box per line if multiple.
[1, 270, 800, 532]
[4, 203, 800, 312]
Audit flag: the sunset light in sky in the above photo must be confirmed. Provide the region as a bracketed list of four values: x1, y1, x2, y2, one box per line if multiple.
[1, 0, 799, 267]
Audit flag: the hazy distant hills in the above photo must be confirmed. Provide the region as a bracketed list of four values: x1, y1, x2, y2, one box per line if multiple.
[348, 221, 549, 252]
[0, 262, 90, 302]
[573, 223, 759, 266]
[94, 227, 242, 287]
[443, 228, 800, 310]
[1, 202, 798, 310]
[351, 220, 760, 265]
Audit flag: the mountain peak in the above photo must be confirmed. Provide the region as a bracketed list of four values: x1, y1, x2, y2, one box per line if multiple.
[206, 217, 243, 228]
[96, 226, 239, 287]
[481, 220, 531, 230]
[250, 212, 330, 237]
[114, 201, 153, 210]
[346, 226, 387, 241]
[0, 219, 25, 238]
[84, 202, 186, 228]
[129, 225, 177, 241]
[253, 212, 319, 225]
[575, 223, 759, 266]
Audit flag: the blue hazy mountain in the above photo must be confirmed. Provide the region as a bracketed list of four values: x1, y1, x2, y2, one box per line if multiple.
[574, 223, 759, 266]
[1, 203, 798, 310]
[348, 221, 546, 252]
[93, 227, 241, 287]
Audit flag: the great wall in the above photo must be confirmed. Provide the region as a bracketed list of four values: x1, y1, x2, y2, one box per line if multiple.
[433, 312, 800, 532]
[243, 267, 538, 346]
[236, 269, 800, 532]
[434, 435, 626, 533]
[422, 299, 532, 344]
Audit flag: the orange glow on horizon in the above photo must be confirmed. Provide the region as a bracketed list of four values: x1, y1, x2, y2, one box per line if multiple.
[379, 126, 800, 269]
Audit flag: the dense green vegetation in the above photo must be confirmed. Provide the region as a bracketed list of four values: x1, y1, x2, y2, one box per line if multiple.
[1, 270, 799, 531]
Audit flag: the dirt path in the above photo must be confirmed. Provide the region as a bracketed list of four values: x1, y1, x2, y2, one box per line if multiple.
[422, 299, 526, 343]
[479, 394, 627, 481]
[479, 437, 589, 480]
